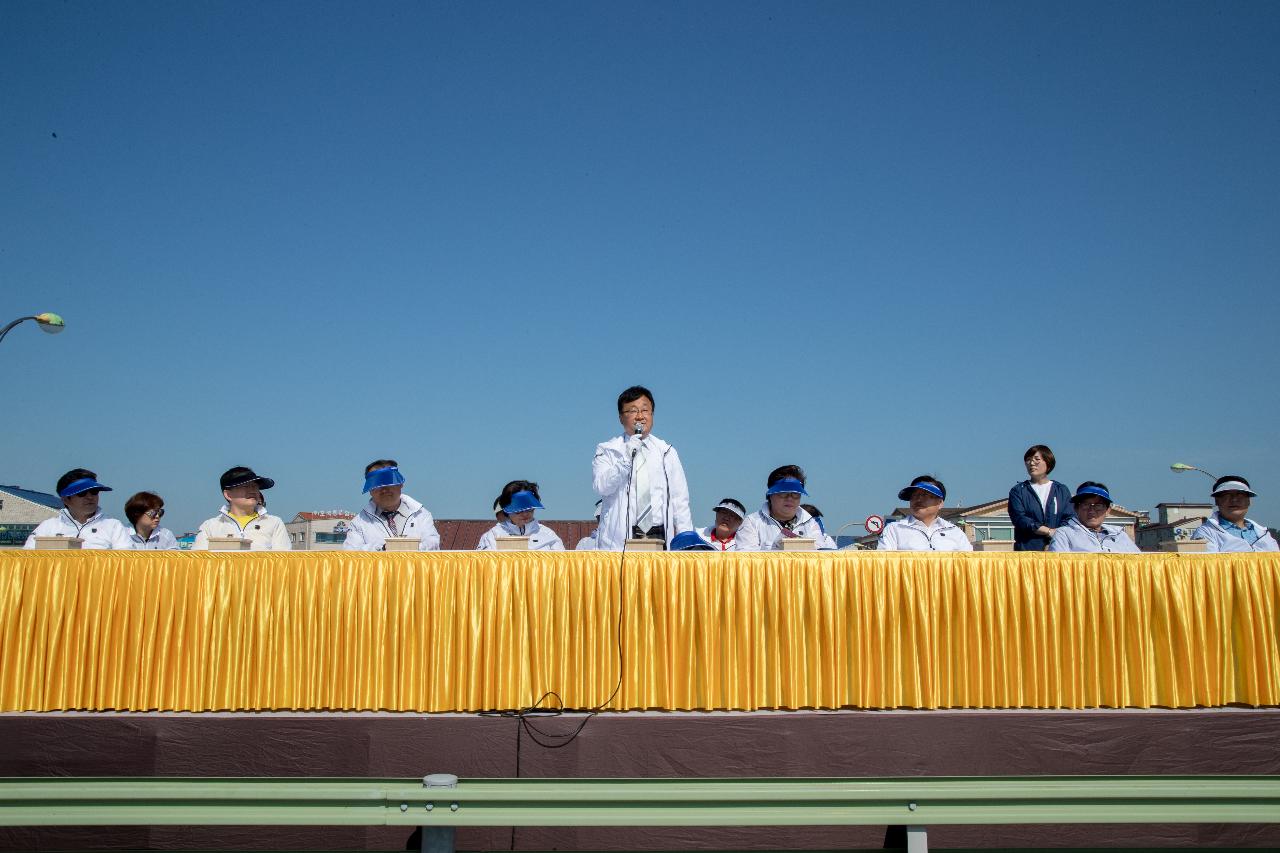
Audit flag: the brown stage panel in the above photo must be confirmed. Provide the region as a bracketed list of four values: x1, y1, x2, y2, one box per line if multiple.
[2, 709, 1278, 851]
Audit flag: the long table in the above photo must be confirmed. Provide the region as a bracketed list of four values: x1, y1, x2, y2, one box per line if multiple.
[1, 550, 1277, 712]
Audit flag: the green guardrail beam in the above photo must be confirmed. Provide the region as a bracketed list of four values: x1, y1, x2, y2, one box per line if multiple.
[1, 776, 1278, 828]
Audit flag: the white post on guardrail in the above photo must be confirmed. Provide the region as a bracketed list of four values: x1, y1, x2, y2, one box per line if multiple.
[906, 824, 927, 852]
[422, 774, 458, 853]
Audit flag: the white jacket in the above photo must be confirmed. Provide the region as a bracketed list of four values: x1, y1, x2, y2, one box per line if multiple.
[127, 527, 180, 550]
[343, 494, 440, 551]
[1049, 517, 1139, 553]
[23, 509, 132, 550]
[1192, 512, 1279, 552]
[476, 519, 565, 551]
[699, 525, 740, 552]
[575, 530, 599, 551]
[592, 432, 693, 551]
[878, 515, 973, 552]
[194, 505, 291, 551]
[736, 504, 825, 551]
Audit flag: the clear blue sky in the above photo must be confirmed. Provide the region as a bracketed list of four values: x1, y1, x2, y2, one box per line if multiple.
[3, 1, 1278, 537]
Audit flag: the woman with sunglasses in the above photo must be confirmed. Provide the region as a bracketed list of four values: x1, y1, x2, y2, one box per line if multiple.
[124, 491, 179, 549]
[1048, 482, 1140, 553]
[22, 468, 132, 549]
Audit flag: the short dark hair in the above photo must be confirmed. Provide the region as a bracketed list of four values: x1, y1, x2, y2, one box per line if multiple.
[909, 474, 946, 499]
[801, 503, 822, 519]
[1072, 481, 1111, 504]
[365, 459, 398, 474]
[1024, 445, 1056, 474]
[56, 468, 96, 496]
[124, 491, 164, 525]
[496, 479, 540, 514]
[716, 497, 746, 515]
[767, 465, 806, 487]
[617, 386, 655, 414]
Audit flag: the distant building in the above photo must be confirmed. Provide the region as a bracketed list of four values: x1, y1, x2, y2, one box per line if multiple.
[286, 511, 355, 550]
[855, 497, 1147, 549]
[1135, 502, 1214, 551]
[0, 484, 61, 548]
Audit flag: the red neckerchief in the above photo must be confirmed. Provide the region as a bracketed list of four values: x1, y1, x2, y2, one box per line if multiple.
[710, 530, 734, 550]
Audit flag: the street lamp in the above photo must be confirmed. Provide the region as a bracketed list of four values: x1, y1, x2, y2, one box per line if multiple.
[1171, 463, 1217, 480]
[0, 312, 65, 345]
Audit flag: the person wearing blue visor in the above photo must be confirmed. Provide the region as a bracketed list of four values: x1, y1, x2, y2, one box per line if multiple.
[736, 465, 827, 550]
[1191, 475, 1279, 552]
[23, 468, 132, 549]
[670, 529, 716, 551]
[877, 476, 972, 552]
[477, 480, 565, 551]
[1048, 482, 1140, 553]
[344, 459, 441, 551]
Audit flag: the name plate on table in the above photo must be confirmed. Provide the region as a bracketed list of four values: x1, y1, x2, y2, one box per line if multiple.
[495, 536, 529, 551]
[207, 536, 251, 551]
[384, 537, 421, 552]
[973, 539, 1015, 552]
[1159, 539, 1208, 553]
[780, 537, 816, 552]
[34, 536, 83, 550]
[625, 538, 665, 552]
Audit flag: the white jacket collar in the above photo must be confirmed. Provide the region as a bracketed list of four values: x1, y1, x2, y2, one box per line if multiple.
[1069, 516, 1123, 538]
[1207, 511, 1264, 535]
[756, 503, 815, 530]
[219, 503, 264, 522]
[902, 514, 957, 532]
[499, 518, 541, 536]
[60, 507, 104, 527]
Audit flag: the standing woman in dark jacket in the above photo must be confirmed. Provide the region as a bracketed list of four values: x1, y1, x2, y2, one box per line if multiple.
[1008, 444, 1074, 551]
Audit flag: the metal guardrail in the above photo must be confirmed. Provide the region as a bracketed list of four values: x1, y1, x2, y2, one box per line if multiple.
[3, 775, 1279, 852]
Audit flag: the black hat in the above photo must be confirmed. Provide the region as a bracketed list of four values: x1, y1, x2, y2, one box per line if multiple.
[220, 466, 276, 492]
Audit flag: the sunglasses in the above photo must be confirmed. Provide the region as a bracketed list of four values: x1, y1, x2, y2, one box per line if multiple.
[145, 508, 165, 520]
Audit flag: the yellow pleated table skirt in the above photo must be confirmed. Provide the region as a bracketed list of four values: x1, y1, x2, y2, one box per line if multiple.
[1, 550, 1277, 712]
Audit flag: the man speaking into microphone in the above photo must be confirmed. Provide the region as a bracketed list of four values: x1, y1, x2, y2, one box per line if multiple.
[592, 385, 693, 550]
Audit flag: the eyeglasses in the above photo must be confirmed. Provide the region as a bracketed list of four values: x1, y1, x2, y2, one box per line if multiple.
[69, 489, 102, 498]
[145, 508, 165, 520]
[621, 408, 652, 417]
[1077, 501, 1109, 511]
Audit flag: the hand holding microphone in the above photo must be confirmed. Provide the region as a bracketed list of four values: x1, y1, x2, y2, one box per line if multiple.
[627, 419, 645, 455]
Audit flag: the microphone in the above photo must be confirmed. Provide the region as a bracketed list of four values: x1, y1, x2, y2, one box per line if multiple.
[630, 420, 644, 458]
[634, 421, 644, 435]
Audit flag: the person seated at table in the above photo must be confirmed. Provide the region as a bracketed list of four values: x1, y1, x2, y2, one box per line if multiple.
[699, 498, 746, 551]
[344, 459, 441, 551]
[877, 476, 972, 552]
[1009, 444, 1074, 551]
[194, 466, 291, 551]
[800, 503, 839, 550]
[23, 468, 132, 549]
[736, 465, 826, 551]
[1192, 475, 1279, 552]
[477, 480, 565, 551]
[575, 500, 603, 550]
[124, 491, 179, 550]
[670, 529, 716, 551]
[1048, 482, 1139, 553]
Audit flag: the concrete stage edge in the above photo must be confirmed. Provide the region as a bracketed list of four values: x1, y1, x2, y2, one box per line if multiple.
[2, 709, 1278, 851]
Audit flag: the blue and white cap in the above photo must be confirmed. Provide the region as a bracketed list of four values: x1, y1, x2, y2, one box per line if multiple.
[898, 478, 945, 501]
[502, 490, 544, 514]
[58, 477, 112, 498]
[766, 477, 808, 497]
[670, 530, 715, 551]
[363, 466, 406, 493]
[1071, 484, 1113, 505]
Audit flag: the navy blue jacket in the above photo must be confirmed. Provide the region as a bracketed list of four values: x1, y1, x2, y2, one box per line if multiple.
[1008, 480, 1074, 551]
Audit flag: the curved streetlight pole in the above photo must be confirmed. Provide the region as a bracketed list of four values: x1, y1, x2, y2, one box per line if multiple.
[0, 312, 65, 346]
[1170, 463, 1217, 481]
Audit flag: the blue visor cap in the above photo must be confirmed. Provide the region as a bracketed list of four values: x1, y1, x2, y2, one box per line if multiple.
[898, 481, 945, 501]
[670, 530, 715, 551]
[502, 490, 544, 514]
[58, 477, 112, 498]
[362, 466, 406, 493]
[1072, 484, 1113, 504]
[766, 477, 808, 497]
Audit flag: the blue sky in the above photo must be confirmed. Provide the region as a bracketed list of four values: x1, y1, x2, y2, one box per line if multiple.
[3, 1, 1277, 537]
